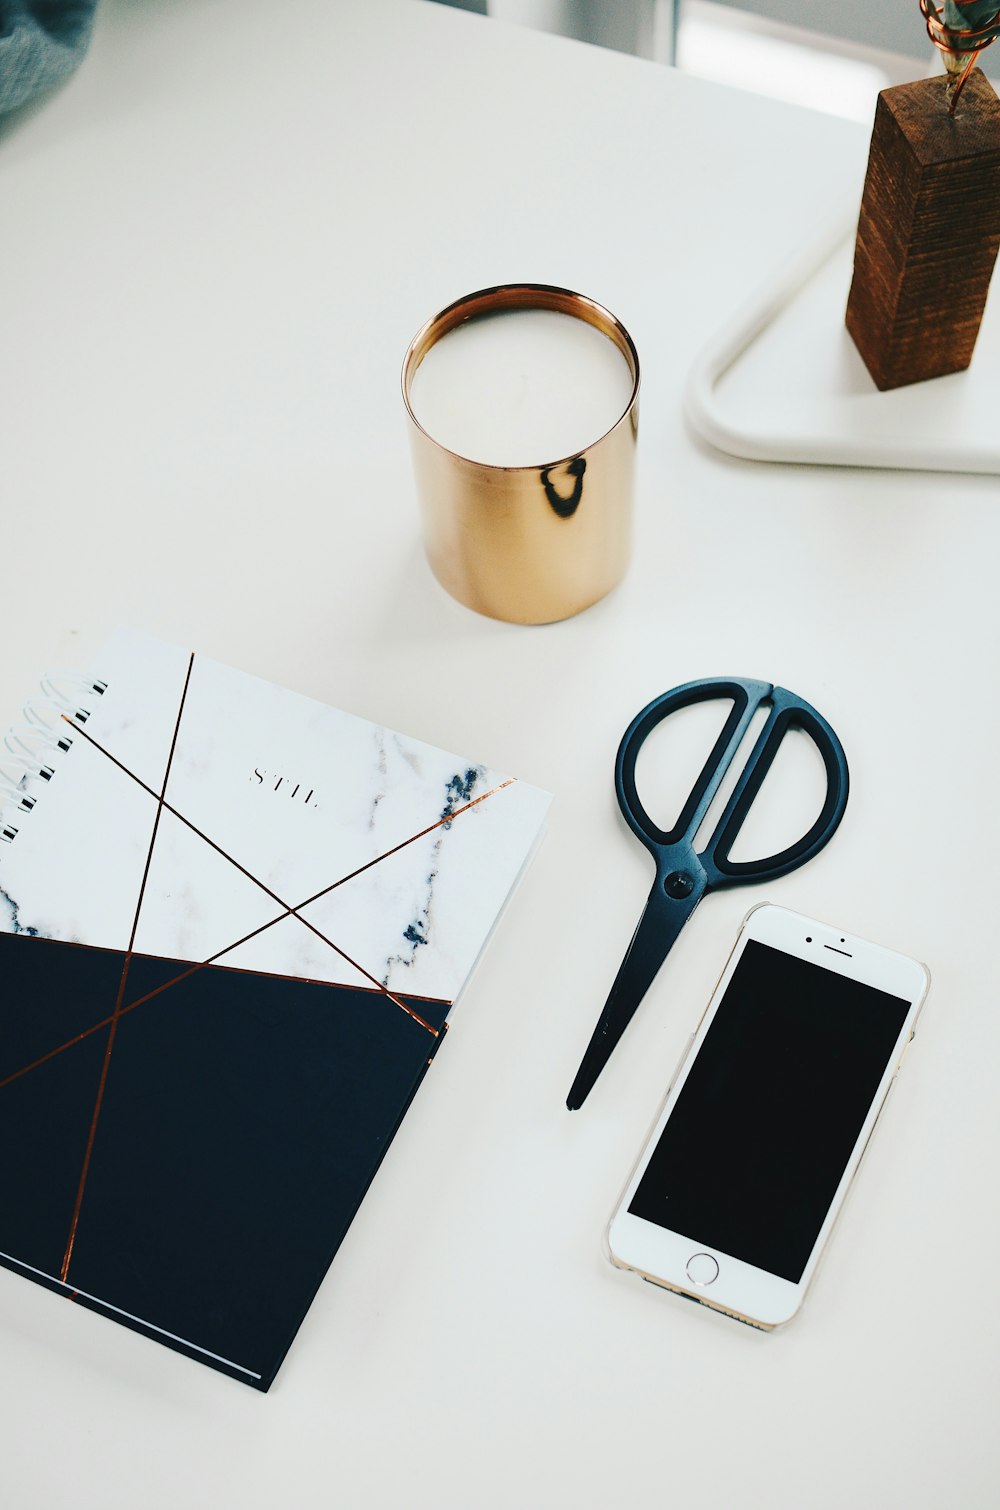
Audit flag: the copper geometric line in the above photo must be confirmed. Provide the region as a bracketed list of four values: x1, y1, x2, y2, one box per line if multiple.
[112, 775, 517, 1021]
[0, 775, 516, 1092]
[60, 651, 195, 1283]
[64, 715, 451, 1033]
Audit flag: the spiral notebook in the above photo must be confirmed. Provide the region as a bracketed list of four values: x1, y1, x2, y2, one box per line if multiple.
[0, 631, 550, 1389]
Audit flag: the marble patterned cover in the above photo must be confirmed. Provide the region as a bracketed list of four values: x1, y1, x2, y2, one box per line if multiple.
[0, 630, 551, 1006]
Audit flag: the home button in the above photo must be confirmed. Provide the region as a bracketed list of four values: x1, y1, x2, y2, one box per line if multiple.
[686, 1252, 719, 1286]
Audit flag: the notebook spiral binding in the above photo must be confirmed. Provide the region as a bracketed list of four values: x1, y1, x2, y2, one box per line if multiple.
[0, 671, 107, 844]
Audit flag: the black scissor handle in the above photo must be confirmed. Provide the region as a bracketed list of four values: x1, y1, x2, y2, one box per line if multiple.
[615, 677, 849, 891]
[705, 686, 849, 887]
[616, 677, 770, 853]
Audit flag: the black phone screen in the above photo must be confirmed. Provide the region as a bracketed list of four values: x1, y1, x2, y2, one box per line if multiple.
[627, 939, 911, 1283]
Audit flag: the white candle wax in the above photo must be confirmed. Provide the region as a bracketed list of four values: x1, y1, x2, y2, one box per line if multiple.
[409, 307, 634, 468]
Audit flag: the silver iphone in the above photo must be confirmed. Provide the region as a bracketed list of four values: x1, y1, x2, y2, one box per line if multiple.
[606, 903, 929, 1328]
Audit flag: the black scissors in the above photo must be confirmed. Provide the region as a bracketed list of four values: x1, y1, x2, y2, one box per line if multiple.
[567, 677, 849, 1110]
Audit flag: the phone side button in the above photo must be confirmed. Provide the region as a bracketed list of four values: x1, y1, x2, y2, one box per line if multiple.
[686, 1252, 720, 1286]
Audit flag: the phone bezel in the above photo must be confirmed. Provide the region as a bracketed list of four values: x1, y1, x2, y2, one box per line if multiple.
[606, 903, 929, 1329]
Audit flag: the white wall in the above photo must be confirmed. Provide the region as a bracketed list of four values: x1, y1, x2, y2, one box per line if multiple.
[700, 0, 928, 59]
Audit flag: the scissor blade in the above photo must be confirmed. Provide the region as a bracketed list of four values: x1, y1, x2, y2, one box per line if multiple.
[566, 885, 699, 1110]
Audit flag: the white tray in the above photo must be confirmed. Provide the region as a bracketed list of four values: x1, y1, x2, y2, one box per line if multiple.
[685, 213, 1000, 476]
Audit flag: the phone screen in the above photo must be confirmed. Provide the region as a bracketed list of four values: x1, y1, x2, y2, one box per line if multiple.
[627, 939, 911, 1282]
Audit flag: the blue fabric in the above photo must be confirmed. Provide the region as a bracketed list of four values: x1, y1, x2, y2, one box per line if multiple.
[943, 2, 1000, 30]
[0, 1, 98, 114]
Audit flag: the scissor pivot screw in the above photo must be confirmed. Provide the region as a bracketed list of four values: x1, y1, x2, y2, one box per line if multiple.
[664, 871, 695, 899]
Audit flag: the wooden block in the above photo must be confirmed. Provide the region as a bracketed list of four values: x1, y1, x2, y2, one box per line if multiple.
[846, 70, 1000, 390]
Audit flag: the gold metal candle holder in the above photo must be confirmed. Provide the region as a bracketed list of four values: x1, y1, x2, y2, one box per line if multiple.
[402, 284, 640, 626]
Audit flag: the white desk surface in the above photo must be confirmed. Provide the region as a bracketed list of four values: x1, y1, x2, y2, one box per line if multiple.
[1, 3, 997, 1507]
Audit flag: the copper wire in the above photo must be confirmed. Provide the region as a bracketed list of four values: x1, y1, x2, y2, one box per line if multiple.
[920, 0, 1000, 113]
